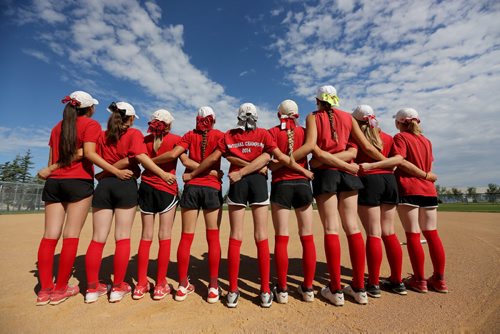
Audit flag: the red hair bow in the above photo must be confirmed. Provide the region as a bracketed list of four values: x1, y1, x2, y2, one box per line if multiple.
[61, 96, 81, 107]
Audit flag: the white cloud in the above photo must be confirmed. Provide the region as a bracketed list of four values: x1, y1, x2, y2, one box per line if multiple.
[22, 49, 50, 63]
[271, 0, 500, 187]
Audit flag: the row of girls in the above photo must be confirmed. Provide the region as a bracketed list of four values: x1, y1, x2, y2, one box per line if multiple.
[35, 86, 447, 308]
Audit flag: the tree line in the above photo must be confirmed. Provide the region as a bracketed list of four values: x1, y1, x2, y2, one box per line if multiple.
[0, 150, 41, 184]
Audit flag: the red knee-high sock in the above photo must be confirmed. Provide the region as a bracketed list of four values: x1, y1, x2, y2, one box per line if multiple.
[37, 238, 58, 290]
[137, 239, 152, 286]
[324, 234, 341, 291]
[55, 238, 79, 290]
[85, 240, 105, 286]
[382, 234, 403, 283]
[177, 232, 194, 286]
[156, 239, 171, 285]
[300, 234, 316, 289]
[405, 232, 425, 280]
[113, 239, 131, 286]
[256, 239, 271, 293]
[347, 232, 366, 290]
[228, 238, 242, 292]
[422, 230, 446, 278]
[366, 236, 382, 285]
[206, 229, 220, 288]
[274, 235, 289, 290]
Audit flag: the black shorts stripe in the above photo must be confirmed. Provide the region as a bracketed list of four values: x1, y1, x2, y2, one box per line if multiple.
[138, 182, 178, 214]
[179, 185, 222, 210]
[227, 173, 269, 206]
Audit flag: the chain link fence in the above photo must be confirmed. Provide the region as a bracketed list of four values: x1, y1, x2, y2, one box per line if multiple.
[0, 182, 44, 212]
[0, 181, 498, 212]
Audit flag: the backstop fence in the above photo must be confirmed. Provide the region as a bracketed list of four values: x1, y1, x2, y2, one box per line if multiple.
[0, 181, 498, 212]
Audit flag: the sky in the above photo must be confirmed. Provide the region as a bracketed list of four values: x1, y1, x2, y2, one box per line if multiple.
[0, 0, 499, 193]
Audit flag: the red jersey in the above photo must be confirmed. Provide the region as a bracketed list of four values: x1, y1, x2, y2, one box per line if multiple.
[268, 125, 308, 183]
[97, 128, 147, 178]
[392, 132, 436, 196]
[314, 108, 354, 171]
[177, 129, 225, 190]
[356, 131, 394, 175]
[48, 116, 101, 179]
[218, 128, 277, 173]
[141, 133, 180, 195]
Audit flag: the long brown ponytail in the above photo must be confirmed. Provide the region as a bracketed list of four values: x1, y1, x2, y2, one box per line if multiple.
[106, 104, 132, 144]
[58, 104, 90, 167]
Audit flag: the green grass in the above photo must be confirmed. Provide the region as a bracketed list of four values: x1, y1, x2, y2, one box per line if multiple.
[438, 203, 500, 213]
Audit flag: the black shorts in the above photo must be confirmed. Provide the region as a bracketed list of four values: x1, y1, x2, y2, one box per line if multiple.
[179, 185, 222, 210]
[270, 179, 313, 209]
[227, 173, 269, 207]
[399, 195, 438, 208]
[42, 178, 94, 203]
[92, 177, 138, 209]
[138, 182, 178, 214]
[311, 169, 363, 197]
[358, 174, 399, 206]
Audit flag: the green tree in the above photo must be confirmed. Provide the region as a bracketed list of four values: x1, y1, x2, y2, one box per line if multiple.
[19, 150, 35, 183]
[466, 187, 477, 196]
[486, 183, 499, 203]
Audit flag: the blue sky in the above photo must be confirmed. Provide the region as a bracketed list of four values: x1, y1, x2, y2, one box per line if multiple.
[1, 0, 499, 192]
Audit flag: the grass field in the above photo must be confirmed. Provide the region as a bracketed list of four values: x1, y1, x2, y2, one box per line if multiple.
[438, 202, 500, 213]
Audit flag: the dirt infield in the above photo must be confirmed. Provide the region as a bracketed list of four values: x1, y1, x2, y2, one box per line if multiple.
[0, 211, 498, 333]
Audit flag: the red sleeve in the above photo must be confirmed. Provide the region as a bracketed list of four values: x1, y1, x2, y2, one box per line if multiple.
[48, 128, 57, 148]
[177, 131, 191, 150]
[391, 134, 407, 158]
[217, 135, 229, 155]
[128, 130, 148, 158]
[82, 120, 102, 143]
[262, 130, 277, 154]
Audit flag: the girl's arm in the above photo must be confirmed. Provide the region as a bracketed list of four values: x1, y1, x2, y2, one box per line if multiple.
[95, 157, 131, 180]
[152, 146, 186, 164]
[179, 153, 198, 171]
[226, 156, 249, 167]
[180, 154, 222, 180]
[311, 146, 359, 174]
[360, 155, 403, 172]
[135, 153, 176, 184]
[273, 147, 314, 180]
[398, 160, 437, 182]
[38, 148, 84, 180]
[228, 153, 271, 183]
[183, 149, 223, 182]
[83, 142, 133, 180]
[351, 117, 386, 161]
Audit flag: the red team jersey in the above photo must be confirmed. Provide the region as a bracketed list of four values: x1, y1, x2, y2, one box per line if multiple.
[218, 128, 277, 173]
[177, 129, 225, 190]
[392, 132, 437, 197]
[356, 131, 394, 175]
[268, 125, 308, 183]
[96, 128, 147, 178]
[314, 108, 355, 171]
[141, 133, 181, 195]
[48, 116, 101, 179]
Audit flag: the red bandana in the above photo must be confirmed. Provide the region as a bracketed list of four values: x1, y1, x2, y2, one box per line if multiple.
[278, 113, 299, 130]
[148, 119, 168, 137]
[196, 115, 215, 131]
